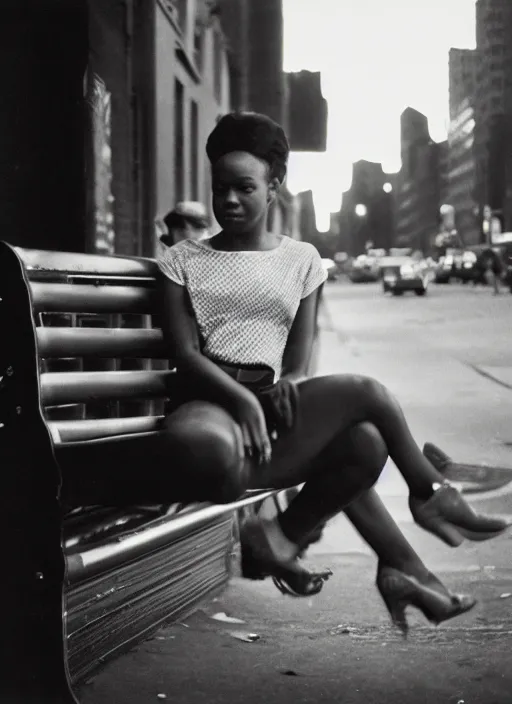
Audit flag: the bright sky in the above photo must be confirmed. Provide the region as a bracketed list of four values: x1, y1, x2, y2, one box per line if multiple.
[283, 0, 477, 231]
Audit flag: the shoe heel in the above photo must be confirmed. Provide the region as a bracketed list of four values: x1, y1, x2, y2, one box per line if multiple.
[376, 570, 410, 637]
[431, 520, 466, 547]
[381, 592, 409, 638]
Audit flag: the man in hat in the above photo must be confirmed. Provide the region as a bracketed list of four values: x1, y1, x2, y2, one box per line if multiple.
[156, 201, 210, 247]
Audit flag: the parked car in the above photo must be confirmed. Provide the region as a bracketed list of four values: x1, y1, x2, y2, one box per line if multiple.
[379, 255, 432, 296]
[348, 254, 380, 283]
[458, 245, 488, 283]
[434, 248, 464, 283]
[496, 241, 512, 292]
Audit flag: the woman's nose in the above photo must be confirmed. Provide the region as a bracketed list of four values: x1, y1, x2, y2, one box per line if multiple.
[225, 189, 240, 205]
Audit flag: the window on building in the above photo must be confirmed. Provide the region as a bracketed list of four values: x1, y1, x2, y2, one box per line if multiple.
[190, 100, 199, 200]
[492, 77, 503, 89]
[174, 79, 184, 203]
[491, 45, 502, 56]
[213, 29, 222, 103]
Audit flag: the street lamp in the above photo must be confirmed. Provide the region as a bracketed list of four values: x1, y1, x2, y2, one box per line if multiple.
[355, 203, 367, 217]
[383, 182, 393, 194]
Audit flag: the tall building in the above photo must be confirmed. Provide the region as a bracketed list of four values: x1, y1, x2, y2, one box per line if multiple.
[446, 99, 480, 245]
[220, 0, 327, 240]
[285, 71, 328, 152]
[221, 0, 286, 124]
[394, 108, 446, 254]
[449, 48, 477, 120]
[446, 48, 479, 245]
[337, 160, 396, 255]
[474, 0, 512, 233]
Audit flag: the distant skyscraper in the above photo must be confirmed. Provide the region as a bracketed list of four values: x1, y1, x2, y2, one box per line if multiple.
[446, 49, 479, 245]
[395, 108, 446, 254]
[448, 48, 477, 120]
[474, 0, 512, 232]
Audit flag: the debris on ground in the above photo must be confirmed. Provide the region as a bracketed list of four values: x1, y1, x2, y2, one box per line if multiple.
[228, 631, 261, 643]
[211, 611, 246, 624]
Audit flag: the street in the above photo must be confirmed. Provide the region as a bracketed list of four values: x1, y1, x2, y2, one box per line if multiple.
[78, 281, 512, 704]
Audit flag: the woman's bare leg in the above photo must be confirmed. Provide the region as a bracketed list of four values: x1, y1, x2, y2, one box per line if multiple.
[270, 421, 432, 582]
[248, 375, 506, 554]
[250, 374, 446, 496]
[273, 422, 428, 580]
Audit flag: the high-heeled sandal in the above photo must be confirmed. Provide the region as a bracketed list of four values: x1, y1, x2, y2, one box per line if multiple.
[376, 565, 476, 637]
[240, 518, 333, 597]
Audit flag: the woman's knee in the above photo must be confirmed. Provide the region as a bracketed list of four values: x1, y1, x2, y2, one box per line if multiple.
[165, 402, 248, 503]
[349, 421, 388, 486]
[345, 374, 397, 421]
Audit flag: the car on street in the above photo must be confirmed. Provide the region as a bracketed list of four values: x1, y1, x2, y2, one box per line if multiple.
[496, 240, 512, 292]
[434, 248, 464, 283]
[458, 245, 488, 283]
[348, 254, 381, 283]
[379, 255, 432, 296]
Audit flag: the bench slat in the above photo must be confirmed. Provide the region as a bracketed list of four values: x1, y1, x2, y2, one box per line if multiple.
[31, 282, 155, 314]
[65, 491, 279, 585]
[50, 416, 165, 442]
[41, 370, 171, 406]
[15, 247, 158, 277]
[37, 327, 167, 359]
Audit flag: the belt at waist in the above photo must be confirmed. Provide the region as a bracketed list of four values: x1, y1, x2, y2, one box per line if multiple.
[213, 360, 275, 386]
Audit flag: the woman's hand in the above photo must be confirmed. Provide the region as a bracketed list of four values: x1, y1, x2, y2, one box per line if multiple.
[232, 393, 272, 464]
[261, 379, 299, 430]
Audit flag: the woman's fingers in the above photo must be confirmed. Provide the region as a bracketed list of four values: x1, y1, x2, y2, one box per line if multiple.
[251, 416, 272, 465]
[232, 422, 245, 465]
[241, 424, 253, 458]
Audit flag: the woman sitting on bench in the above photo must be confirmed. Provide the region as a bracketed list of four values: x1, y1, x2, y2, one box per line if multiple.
[158, 111, 509, 634]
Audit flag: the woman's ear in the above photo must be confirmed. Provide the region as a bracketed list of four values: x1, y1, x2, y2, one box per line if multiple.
[267, 177, 280, 204]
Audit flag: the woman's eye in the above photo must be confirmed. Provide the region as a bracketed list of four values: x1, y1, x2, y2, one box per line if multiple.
[241, 187, 254, 194]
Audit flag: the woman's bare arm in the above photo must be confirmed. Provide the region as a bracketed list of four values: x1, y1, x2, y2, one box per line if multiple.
[281, 286, 322, 382]
[159, 274, 253, 411]
[159, 274, 272, 460]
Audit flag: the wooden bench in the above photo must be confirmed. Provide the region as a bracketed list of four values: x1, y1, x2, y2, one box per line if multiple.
[0, 241, 289, 689]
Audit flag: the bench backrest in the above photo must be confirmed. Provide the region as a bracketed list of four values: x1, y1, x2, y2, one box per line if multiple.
[13, 246, 171, 444]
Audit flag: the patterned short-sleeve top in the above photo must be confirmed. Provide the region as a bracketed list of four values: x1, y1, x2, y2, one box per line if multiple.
[157, 235, 327, 380]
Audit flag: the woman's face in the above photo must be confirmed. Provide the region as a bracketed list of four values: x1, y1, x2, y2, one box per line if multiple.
[211, 151, 275, 234]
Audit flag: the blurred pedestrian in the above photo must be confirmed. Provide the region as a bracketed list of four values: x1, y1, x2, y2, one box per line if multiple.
[157, 201, 210, 247]
[481, 246, 502, 295]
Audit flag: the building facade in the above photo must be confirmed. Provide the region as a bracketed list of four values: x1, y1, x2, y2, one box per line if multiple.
[474, 0, 512, 233]
[446, 99, 480, 245]
[394, 108, 445, 254]
[336, 160, 396, 256]
[449, 48, 477, 120]
[154, 0, 231, 248]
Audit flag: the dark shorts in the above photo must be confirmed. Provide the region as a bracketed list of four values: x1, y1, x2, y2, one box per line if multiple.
[165, 360, 283, 436]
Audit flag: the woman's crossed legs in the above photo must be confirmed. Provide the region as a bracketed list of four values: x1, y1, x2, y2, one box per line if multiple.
[162, 373, 507, 630]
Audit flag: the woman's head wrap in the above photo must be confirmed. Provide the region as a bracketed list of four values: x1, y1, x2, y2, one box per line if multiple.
[206, 112, 289, 183]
